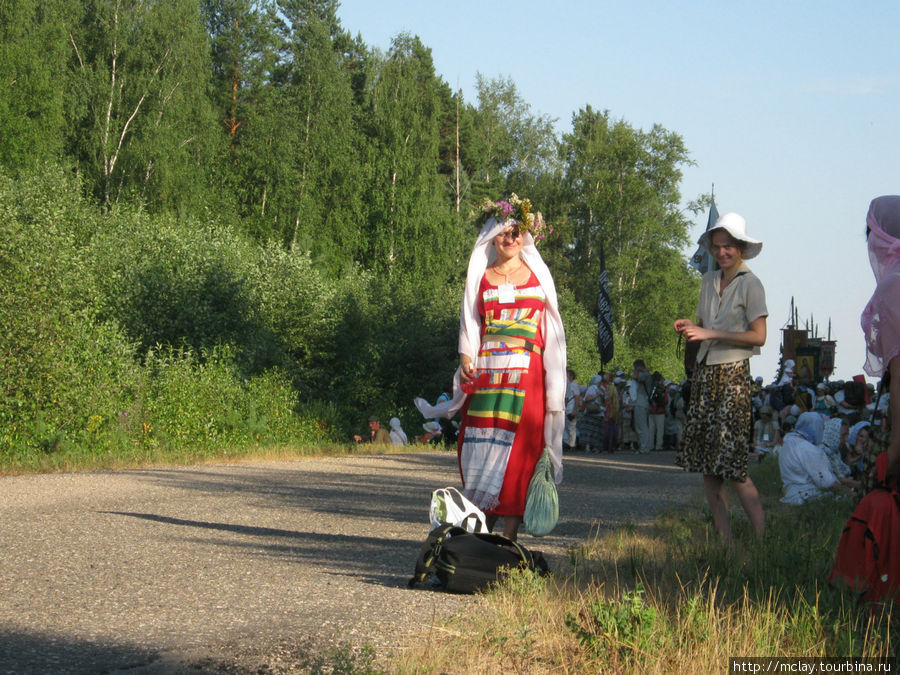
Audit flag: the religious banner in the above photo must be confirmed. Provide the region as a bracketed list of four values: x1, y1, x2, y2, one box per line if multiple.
[819, 341, 836, 378]
[596, 241, 614, 365]
[781, 327, 808, 363]
[690, 196, 719, 274]
[795, 347, 819, 386]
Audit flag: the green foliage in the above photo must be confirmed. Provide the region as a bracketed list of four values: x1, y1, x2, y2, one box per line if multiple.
[84, 211, 279, 373]
[66, 0, 217, 211]
[0, 168, 140, 466]
[565, 584, 663, 661]
[0, 168, 340, 469]
[140, 345, 339, 448]
[0, 166, 466, 466]
[204, 0, 279, 142]
[0, 0, 68, 171]
[362, 34, 469, 292]
[556, 285, 602, 381]
[470, 75, 559, 186]
[0, 4, 715, 465]
[554, 106, 701, 381]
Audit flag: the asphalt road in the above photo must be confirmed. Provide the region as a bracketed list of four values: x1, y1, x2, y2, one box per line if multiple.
[0, 450, 700, 673]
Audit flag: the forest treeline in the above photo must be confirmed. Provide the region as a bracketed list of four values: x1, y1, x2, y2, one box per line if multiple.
[0, 0, 704, 467]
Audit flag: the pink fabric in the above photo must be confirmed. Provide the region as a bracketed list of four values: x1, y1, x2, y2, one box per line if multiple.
[861, 196, 900, 377]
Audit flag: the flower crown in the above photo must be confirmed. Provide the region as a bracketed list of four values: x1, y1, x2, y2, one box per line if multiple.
[477, 194, 550, 240]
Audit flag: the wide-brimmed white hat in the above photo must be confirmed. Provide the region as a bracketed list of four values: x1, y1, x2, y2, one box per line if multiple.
[698, 212, 763, 260]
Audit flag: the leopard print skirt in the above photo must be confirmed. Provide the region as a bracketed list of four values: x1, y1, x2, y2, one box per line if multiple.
[676, 359, 752, 482]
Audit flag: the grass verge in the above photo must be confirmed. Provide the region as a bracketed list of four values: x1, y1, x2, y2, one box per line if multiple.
[389, 458, 897, 673]
[0, 441, 444, 476]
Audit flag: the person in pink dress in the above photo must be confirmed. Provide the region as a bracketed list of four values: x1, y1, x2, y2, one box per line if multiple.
[829, 196, 900, 605]
[862, 196, 900, 480]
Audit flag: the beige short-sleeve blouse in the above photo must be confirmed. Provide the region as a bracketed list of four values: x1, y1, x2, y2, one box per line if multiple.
[695, 262, 768, 366]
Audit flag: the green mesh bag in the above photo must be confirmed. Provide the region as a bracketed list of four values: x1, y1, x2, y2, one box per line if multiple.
[524, 447, 558, 536]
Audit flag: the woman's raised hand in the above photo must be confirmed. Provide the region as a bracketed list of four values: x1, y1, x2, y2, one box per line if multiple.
[459, 354, 476, 382]
[674, 319, 708, 342]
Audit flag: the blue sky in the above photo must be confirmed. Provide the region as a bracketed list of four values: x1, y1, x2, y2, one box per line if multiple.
[336, 1, 899, 382]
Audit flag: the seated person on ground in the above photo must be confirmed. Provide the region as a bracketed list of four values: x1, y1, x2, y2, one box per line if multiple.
[844, 420, 872, 478]
[389, 417, 408, 446]
[354, 416, 392, 444]
[779, 412, 854, 504]
[751, 405, 778, 458]
[416, 421, 443, 445]
[821, 417, 859, 489]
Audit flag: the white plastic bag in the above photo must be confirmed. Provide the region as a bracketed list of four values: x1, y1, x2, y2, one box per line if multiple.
[429, 487, 489, 533]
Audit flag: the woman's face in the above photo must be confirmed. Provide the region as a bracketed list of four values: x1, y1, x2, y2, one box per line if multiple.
[711, 229, 743, 271]
[855, 428, 870, 451]
[493, 225, 523, 261]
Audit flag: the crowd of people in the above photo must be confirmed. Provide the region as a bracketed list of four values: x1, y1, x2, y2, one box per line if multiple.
[559, 340, 891, 511]
[751, 365, 889, 505]
[395, 192, 898, 603]
[566, 363, 688, 455]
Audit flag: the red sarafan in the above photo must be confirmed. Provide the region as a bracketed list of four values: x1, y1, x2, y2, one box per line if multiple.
[829, 453, 900, 604]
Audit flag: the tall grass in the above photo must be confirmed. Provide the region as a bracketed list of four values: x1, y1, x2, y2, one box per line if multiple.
[391, 459, 896, 673]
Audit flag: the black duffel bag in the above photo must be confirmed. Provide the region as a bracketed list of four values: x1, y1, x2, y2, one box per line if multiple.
[408, 524, 549, 594]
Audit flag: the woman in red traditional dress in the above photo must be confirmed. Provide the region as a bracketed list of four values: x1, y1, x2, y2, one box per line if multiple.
[416, 196, 566, 540]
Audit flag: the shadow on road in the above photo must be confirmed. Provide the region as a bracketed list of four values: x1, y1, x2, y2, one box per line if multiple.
[0, 628, 160, 674]
[101, 510, 418, 586]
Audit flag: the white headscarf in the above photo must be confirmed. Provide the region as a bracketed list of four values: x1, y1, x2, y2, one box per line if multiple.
[414, 216, 567, 482]
[793, 411, 824, 445]
[389, 417, 408, 445]
[779, 412, 838, 505]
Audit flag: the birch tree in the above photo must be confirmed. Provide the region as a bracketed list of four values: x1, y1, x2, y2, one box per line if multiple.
[559, 106, 699, 356]
[364, 34, 464, 287]
[273, 0, 364, 263]
[469, 75, 559, 201]
[67, 0, 214, 210]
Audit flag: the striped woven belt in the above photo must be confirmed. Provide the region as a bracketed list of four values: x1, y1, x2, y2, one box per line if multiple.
[481, 334, 542, 355]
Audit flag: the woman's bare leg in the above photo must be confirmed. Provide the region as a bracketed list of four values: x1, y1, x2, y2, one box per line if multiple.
[732, 476, 765, 537]
[704, 475, 731, 541]
[503, 516, 523, 541]
[485, 514, 499, 533]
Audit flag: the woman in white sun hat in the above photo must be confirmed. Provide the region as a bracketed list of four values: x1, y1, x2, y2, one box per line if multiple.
[674, 212, 769, 541]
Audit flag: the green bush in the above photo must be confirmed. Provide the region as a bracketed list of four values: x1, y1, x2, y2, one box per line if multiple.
[0, 166, 463, 468]
[0, 164, 622, 469]
[0, 167, 143, 466]
[566, 584, 664, 660]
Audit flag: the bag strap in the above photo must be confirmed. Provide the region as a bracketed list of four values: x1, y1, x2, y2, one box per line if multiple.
[409, 524, 457, 588]
[507, 537, 530, 567]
